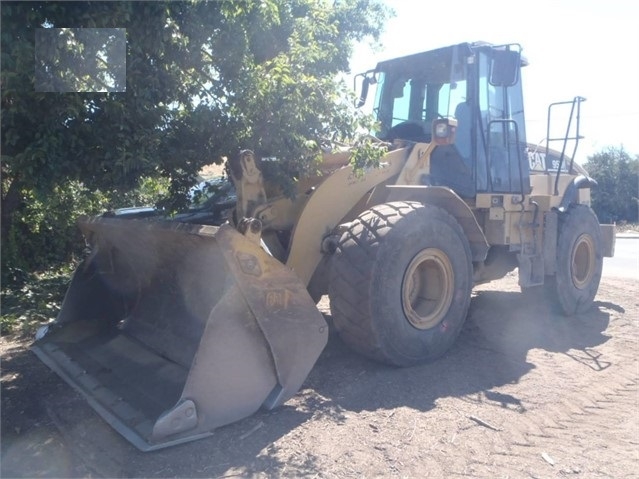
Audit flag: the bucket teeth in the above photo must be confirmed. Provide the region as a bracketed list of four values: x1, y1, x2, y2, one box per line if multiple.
[152, 400, 198, 440]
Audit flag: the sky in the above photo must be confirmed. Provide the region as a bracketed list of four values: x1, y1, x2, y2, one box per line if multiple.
[349, 0, 639, 162]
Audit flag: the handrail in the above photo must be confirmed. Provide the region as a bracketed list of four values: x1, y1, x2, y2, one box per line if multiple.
[546, 96, 586, 195]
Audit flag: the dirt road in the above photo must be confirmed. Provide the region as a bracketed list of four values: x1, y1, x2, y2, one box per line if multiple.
[2, 273, 638, 478]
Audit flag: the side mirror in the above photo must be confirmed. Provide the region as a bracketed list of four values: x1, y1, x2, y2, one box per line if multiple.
[354, 71, 375, 108]
[489, 48, 520, 87]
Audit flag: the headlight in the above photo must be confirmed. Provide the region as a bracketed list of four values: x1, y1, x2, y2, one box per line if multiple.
[432, 118, 458, 145]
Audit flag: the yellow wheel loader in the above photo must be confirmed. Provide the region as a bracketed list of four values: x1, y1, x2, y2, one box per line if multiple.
[32, 42, 616, 451]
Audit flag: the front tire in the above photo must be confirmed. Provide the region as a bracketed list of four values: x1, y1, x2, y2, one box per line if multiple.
[328, 202, 473, 367]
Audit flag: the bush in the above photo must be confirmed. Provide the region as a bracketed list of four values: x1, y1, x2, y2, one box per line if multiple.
[0, 264, 73, 336]
[584, 146, 639, 224]
[1, 177, 169, 286]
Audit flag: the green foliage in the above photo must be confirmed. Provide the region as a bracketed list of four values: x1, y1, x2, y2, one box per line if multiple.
[1, 264, 73, 335]
[1, 0, 389, 276]
[349, 135, 389, 177]
[1, 176, 169, 279]
[35, 27, 126, 92]
[583, 146, 639, 223]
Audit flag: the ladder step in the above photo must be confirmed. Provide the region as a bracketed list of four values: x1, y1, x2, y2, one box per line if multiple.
[517, 253, 544, 287]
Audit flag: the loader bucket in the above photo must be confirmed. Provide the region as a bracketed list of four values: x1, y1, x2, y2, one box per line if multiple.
[32, 217, 328, 451]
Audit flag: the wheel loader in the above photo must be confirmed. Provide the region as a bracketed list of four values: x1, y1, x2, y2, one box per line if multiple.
[32, 41, 616, 451]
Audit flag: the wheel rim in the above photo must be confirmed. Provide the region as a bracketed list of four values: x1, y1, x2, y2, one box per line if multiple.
[402, 248, 454, 330]
[571, 233, 596, 289]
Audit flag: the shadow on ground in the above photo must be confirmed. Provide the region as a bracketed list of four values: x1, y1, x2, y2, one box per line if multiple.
[1, 287, 615, 478]
[305, 288, 612, 418]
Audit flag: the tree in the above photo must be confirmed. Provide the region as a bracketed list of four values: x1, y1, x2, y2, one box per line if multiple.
[1, 0, 389, 274]
[35, 27, 127, 92]
[583, 146, 639, 224]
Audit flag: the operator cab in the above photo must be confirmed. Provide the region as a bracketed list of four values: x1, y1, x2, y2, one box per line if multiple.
[355, 42, 531, 197]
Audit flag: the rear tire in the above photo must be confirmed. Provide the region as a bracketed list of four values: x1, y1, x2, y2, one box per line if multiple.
[328, 201, 473, 367]
[550, 204, 603, 315]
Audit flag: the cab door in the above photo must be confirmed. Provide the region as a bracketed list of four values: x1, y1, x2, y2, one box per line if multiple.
[475, 46, 531, 195]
